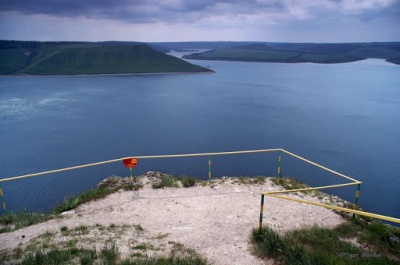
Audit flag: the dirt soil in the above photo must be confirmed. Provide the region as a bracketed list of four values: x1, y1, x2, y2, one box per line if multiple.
[0, 173, 346, 264]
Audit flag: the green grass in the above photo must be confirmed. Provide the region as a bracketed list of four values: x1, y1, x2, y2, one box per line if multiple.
[0, 41, 212, 75]
[251, 218, 400, 265]
[101, 243, 119, 264]
[1, 186, 123, 233]
[387, 53, 400, 64]
[74, 225, 90, 235]
[271, 177, 313, 193]
[0, 211, 54, 233]
[177, 176, 197, 187]
[54, 187, 117, 214]
[242, 176, 266, 184]
[152, 176, 180, 189]
[20, 247, 97, 265]
[1, 221, 210, 263]
[351, 219, 400, 256]
[188, 48, 301, 62]
[11, 239, 209, 265]
[60, 226, 69, 236]
[0, 48, 30, 74]
[119, 254, 209, 265]
[347, 46, 398, 59]
[132, 243, 155, 251]
[183, 42, 400, 65]
[228, 176, 266, 185]
[152, 175, 207, 188]
[1, 174, 199, 232]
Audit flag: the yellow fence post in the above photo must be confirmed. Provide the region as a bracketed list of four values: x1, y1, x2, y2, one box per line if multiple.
[208, 156, 212, 185]
[0, 185, 8, 222]
[353, 183, 361, 219]
[277, 150, 282, 178]
[259, 194, 265, 230]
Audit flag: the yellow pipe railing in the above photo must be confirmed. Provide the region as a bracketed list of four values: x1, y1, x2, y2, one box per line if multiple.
[281, 149, 360, 183]
[0, 148, 281, 183]
[0, 148, 398, 225]
[258, 150, 399, 227]
[263, 193, 400, 224]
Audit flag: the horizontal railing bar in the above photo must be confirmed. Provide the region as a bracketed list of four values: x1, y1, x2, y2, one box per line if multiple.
[265, 193, 400, 224]
[280, 149, 360, 183]
[134, 148, 282, 159]
[263, 182, 360, 195]
[0, 148, 281, 183]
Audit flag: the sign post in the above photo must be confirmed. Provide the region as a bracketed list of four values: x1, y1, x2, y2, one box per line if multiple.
[122, 158, 138, 187]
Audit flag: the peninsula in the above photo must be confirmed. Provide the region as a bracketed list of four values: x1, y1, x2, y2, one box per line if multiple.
[182, 42, 400, 65]
[0, 41, 212, 75]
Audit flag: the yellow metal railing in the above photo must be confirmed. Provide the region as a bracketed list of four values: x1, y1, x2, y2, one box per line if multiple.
[0, 148, 399, 225]
[0, 148, 280, 221]
[0, 148, 280, 183]
[258, 149, 400, 228]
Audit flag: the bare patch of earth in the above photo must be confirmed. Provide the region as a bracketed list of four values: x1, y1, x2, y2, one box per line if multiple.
[0, 174, 346, 264]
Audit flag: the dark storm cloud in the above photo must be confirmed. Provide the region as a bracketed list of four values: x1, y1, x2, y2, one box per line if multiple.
[1, 1, 398, 23]
[1, 0, 399, 42]
[0, 0, 143, 19]
[365, 1, 400, 21]
[0, 0, 286, 22]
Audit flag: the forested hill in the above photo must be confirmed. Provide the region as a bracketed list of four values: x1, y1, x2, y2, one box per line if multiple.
[0, 41, 212, 75]
[182, 42, 400, 65]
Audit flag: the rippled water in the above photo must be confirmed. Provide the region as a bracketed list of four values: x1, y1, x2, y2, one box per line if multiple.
[0, 59, 399, 222]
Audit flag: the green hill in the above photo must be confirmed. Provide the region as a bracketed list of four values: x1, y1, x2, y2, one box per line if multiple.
[183, 42, 400, 65]
[0, 41, 212, 75]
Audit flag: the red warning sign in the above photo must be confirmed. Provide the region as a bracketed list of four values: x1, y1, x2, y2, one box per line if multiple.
[122, 158, 138, 168]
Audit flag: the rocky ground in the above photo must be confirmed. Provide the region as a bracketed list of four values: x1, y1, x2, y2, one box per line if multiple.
[0, 172, 347, 264]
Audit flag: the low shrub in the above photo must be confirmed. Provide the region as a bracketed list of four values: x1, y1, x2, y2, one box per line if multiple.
[178, 176, 197, 187]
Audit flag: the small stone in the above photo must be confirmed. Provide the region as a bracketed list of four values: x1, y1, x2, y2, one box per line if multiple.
[60, 210, 76, 215]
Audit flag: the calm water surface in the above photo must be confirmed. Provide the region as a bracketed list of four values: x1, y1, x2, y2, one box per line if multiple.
[0, 59, 399, 222]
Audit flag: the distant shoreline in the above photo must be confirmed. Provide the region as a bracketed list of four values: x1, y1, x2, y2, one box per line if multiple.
[182, 42, 400, 66]
[184, 56, 400, 66]
[1, 70, 215, 77]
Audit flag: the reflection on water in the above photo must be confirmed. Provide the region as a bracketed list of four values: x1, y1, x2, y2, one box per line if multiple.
[0, 94, 71, 119]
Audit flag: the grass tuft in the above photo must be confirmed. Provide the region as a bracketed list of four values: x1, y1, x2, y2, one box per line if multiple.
[119, 254, 209, 265]
[251, 219, 400, 265]
[1, 185, 124, 233]
[101, 243, 119, 264]
[177, 176, 197, 187]
[271, 177, 309, 190]
[152, 176, 179, 189]
[229, 176, 266, 185]
[251, 226, 285, 259]
[0, 211, 53, 233]
[80, 249, 97, 265]
[54, 187, 116, 214]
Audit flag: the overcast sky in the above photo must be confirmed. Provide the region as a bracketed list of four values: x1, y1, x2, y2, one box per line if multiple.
[0, 0, 399, 43]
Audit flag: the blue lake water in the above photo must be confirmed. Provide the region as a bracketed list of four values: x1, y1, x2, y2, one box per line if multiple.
[0, 59, 399, 223]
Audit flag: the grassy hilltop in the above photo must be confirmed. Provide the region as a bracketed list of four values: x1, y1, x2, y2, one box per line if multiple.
[183, 42, 400, 65]
[0, 41, 212, 75]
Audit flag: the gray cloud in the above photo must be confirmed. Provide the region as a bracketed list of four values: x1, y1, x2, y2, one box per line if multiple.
[1, 0, 398, 26]
[0, 0, 299, 23]
[0, 0, 142, 19]
[0, 0, 398, 42]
